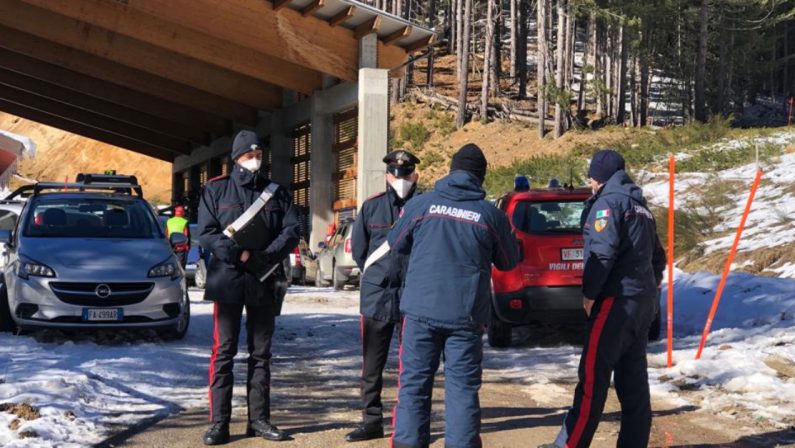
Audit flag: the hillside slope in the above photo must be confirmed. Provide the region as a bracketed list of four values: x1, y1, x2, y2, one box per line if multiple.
[0, 113, 172, 204]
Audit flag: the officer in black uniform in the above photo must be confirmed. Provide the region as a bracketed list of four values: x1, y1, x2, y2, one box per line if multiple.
[541, 149, 665, 448]
[345, 149, 421, 442]
[198, 130, 299, 445]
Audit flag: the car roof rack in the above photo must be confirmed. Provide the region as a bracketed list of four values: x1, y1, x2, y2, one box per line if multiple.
[5, 173, 144, 199]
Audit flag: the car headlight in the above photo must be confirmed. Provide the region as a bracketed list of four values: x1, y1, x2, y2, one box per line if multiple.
[148, 262, 180, 279]
[17, 260, 56, 279]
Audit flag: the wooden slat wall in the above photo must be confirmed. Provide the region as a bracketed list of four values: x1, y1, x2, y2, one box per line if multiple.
[291, 123, 312, 241]
[333, 107, 357, 216]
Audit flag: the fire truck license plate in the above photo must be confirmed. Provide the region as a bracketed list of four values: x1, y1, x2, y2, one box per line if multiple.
[562, 248, 584, 261]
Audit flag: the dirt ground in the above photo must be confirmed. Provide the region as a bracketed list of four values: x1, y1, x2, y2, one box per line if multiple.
[111, 374, 795, 448]
[109, 316, 795, 448]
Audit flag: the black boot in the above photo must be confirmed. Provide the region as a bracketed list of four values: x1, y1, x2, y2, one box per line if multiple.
[203, 422, 230, 446]
[246, 419, 288, 441]
[345, 422, 384, 442]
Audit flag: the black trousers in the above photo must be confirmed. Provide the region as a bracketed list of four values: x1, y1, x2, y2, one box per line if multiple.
[360, 316, 402, 425]
[562, 296, 654, 448]
[208, 301, 275, 424]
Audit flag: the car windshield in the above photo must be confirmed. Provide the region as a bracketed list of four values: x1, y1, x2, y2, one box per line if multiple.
[23, 198, 163, 239]
[512, 200, 584, 235]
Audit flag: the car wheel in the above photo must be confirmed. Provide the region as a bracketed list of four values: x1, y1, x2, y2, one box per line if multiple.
[0, 283, 17, 334]
[648, 307, 662, 342]
[194, 259, 207, 289]
[158, 291, 190, 341]
[487, 308, 512, 348]
[332, 262, 345, 291]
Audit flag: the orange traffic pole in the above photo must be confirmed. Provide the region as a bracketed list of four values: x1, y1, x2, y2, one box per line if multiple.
[695, 168, 763, 360]
[667, 155, 675, 368]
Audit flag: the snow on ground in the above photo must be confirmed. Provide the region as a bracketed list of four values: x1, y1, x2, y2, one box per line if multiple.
[642, 130, 795, 271]
[2, 270, 795, 446]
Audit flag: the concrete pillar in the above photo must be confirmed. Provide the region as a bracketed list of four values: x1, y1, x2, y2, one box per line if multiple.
[357, 68, 389, 209]
[268, 112, 292, 186]
[309, 96, 334, 249]
[359, 34, 378, 69]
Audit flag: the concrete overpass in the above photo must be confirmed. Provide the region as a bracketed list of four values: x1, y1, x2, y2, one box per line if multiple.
[0, 0, 434, 245]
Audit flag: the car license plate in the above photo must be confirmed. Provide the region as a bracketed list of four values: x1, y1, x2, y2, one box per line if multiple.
[82, 308, 124, 321]
[562, 248, 583, 261]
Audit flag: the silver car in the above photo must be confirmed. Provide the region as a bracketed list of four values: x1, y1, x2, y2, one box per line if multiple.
[315, 220, 359, 290]
[0, 175, 190, 339]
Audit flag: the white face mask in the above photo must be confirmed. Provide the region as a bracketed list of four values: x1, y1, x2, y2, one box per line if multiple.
[390, 178, 414, 199]
[240, 158, 262, 173]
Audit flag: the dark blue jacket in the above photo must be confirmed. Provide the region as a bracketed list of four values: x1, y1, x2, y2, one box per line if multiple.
[197, 165, 299, 305]
[387, 171, 519, 327]
[352, 185, 418, 323]
[582, 170, 665, 300]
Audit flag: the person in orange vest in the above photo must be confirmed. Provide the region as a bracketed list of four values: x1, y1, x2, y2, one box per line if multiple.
[166, 206, 191, 268]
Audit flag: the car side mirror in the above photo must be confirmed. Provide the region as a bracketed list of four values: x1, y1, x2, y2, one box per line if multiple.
[170, 233, 188, 247]
[0, 230, 12, 247]
[317, 241, 327, 250]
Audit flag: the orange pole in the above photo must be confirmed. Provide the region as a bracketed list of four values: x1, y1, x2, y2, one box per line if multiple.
[667, 155, 675, 368]
[695, 168, 763, 360]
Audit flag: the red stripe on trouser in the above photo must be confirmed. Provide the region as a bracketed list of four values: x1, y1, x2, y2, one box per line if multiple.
[360, 316, 365, 374]
[208, 302, 220, 422]
[389, 316, 407, 448]
[567, 297, 615, 448]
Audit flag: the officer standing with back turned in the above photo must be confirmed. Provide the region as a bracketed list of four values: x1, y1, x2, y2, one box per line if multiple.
[198, 130, 299, 445]
[346, 149, 421, 442]
[540, 149, 665, 448]
[387, 144, 519, 448]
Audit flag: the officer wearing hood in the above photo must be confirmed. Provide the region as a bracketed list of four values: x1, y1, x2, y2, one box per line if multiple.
[346, 149, 420, 442]
[198, 130, 299, 445]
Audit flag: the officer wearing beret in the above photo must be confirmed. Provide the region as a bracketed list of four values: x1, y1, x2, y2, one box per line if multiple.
[346, 149, 421, 442]
[198, 130, 299, 445]
[541, 149, 665, 448]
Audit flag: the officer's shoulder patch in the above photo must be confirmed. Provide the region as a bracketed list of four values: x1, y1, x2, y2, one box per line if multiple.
[208, 174, 230, 183]
[595, 209, 610, 219]
[365, 191, 386, 201]
[594, 218, 608, 232]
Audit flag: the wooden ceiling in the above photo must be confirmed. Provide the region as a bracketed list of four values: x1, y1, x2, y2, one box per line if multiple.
[0, 0, 432, 162]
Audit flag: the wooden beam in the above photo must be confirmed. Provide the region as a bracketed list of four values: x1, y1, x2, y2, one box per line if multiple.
[0, 47, 228, 135]
[0, 25, 258, 125]
[403, 34, 436, 53]
[328, 6, 355, 27]
[0, 85, 193, 155]
[382, 26, 412, 45]
[0, 68, 210, 145]
[355, 17, 382, 40]
[0, 101, 176, 162]
[120, 0, 363, 81]
[21, 0, 323, 95]
[0, 1, 283, 110]
[301, 0, 324, 17]
[273, 0, 291, 11]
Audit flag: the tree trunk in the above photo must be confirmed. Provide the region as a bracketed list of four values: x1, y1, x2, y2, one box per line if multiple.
[492, 0, 501, 97]
[456, 0, 463, 59]
[554, 0, 567, 138]
[457, 0, 472, 128]
[616, 25, 628, 124]
[596, 19, 607, 117]
[578, 12, 594, 115]
[481, 0, 495, 121]
[427, 47, 435, 87]
[537, 0, 547, 137]
[630, 54, 638, 126]
[517, 0, 528, 97]
[510, 0, 517, 78]
[639, 26, 651, 127]
[716, 22, 727, 115]
[694, 0, 708, 122]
